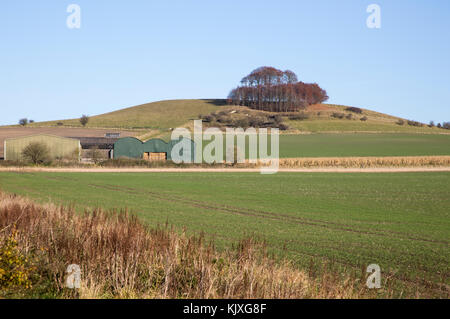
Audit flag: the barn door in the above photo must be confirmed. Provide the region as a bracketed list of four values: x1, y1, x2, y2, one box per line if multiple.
[149, 152, 167, 161]
[143, 152, 167, 161]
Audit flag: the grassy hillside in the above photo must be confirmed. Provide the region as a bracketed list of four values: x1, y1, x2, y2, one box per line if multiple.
[32, 99, 223, 130]
[28, 99, 447, 134]
[285, 104, 443, 133]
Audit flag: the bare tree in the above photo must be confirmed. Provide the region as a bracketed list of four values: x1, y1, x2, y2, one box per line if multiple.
[22, 142, 50, 164]
[80, 115, 89, 127]
[89, 146, 102, 164]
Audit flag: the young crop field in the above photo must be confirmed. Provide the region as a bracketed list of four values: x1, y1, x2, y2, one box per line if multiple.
[278, 133, 450, 158]
[0, 171, 448, 297]
[162, 133, 450, 159]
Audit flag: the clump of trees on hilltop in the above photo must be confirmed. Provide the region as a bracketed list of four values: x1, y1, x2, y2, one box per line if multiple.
[228, 66, 328, 112]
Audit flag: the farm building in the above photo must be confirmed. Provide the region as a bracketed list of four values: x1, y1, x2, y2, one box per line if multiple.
[105, 132, 121, 138]
[70, 137, 119, 161]
[4, 134, 81, 161]
[113, 137, 195, 162]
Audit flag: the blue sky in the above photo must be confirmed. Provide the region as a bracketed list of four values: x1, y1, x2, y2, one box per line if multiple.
[1, 0, 449, 125]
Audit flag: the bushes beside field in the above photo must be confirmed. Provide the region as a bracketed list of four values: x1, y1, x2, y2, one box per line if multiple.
[98, 158, 257, 168]
[200, 110, 289, 130]
[0, 159, 88, 168]
[345, 107, 363, 114]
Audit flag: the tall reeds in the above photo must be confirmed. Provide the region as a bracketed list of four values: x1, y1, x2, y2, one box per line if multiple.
[277, 156, 450, 168]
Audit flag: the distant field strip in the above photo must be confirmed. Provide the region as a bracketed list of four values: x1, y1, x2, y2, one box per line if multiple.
[0, 172, 448, 296]
[278, 156, 450, 168]
[278, 133, 450, 157]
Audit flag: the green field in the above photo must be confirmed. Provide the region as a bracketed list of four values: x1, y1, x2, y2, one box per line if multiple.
[278, 133, 450, 157]
[159, 133, 450, 159]
[215, 133, 450, 158]
[0, 171, 448, 296]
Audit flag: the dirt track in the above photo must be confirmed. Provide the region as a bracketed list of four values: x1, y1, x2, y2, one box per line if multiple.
[1, 167, 450, 173]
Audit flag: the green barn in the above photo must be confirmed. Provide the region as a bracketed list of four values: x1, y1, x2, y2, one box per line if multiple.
[113, 137, 195, 162]
[4, 134, 81, 161]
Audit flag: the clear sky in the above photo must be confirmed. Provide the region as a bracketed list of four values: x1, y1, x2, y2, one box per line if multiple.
[1, 0, 449, 125]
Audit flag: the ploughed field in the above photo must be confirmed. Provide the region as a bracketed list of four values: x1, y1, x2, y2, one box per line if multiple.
[0, 171, 448, 297]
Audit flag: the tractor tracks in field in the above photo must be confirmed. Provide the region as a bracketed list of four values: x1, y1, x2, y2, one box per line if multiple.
[19, 173, 449, 276]
[5, 172, 448, 295]
[9, 172, 449, 245]
[205, 231, 449, 295]
[84, 182, 449, 246]
[212, 229, 448, 283]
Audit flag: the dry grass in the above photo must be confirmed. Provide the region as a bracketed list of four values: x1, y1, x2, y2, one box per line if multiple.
[2, 156, 449, 171]
[277, 156, 450, 168]
[97, 155, 450, 169]
[0, 192, 378, 299]
[2, 156, 450, 174]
